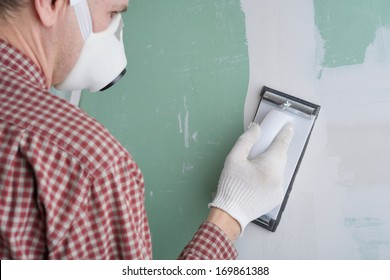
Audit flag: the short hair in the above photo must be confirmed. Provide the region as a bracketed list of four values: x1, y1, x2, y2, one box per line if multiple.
[0, 0, 28, 20]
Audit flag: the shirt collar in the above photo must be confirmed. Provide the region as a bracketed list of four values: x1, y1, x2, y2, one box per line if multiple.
[0, 38, 47, 89]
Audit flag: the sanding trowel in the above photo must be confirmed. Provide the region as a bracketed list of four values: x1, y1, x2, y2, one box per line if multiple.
[249, 86, 320, 232]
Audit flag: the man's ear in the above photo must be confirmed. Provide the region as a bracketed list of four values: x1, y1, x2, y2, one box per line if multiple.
[34, 0, 64, 27]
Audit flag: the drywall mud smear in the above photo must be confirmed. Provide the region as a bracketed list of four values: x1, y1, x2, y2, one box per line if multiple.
[238, 0, 320, 259]
[238, 0, 390, 259]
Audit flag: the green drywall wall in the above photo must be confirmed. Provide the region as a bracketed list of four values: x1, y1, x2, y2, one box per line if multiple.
[314, 0, 390, 68]
[80, 0, 249, 259]
[73, 0, 390, 260]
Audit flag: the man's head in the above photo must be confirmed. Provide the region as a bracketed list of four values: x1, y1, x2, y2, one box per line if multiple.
[0, 0, 129, 91]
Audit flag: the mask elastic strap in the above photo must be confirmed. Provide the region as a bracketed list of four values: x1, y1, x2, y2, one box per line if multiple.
[70, 0, 93, 40]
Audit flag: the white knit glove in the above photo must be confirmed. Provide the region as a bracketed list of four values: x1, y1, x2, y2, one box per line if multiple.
[209, 122, 294, 233]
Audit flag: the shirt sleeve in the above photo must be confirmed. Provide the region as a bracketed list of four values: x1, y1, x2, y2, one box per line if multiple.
[177, 221, 238, 260]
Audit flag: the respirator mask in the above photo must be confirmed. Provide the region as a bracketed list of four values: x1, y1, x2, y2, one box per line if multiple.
[55, 0, 127, 92]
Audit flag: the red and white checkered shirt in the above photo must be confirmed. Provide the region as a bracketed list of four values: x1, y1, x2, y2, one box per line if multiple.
[0, 39, 237, 260]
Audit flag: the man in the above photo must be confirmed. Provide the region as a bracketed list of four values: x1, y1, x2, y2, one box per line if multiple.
[0, 0, 293, 259]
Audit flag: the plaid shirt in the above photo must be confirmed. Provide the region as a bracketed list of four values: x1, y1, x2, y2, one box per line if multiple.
[0, 40, 237, 260]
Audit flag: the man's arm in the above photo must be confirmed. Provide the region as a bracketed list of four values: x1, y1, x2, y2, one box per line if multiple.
[178, 123, 293, 260]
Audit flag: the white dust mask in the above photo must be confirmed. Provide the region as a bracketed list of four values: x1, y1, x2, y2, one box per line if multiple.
[55, 0, 127, 92]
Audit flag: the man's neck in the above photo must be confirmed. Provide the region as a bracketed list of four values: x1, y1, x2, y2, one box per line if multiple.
[0, 18, 51, 88]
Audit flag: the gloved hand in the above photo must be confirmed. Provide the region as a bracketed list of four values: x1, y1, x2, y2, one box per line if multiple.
[209, 122, 294, 234]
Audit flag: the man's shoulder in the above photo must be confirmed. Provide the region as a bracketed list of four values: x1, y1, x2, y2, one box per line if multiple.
[0, 82, 129, 175]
